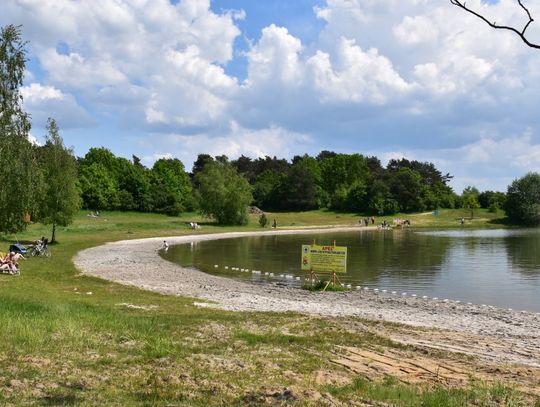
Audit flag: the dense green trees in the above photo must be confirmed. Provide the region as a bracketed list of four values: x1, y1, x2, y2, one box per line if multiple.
[505, 173, 540, 225]
[195, 160, 252, 225]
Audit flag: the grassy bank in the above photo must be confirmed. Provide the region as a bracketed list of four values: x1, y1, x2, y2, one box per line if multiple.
[0, 209, 536, 406]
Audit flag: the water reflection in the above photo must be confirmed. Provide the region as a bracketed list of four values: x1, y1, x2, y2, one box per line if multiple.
[162, 229, 540, 311]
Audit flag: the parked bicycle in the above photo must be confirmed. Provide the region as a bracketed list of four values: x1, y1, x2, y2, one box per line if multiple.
[27, 237, 51, 258]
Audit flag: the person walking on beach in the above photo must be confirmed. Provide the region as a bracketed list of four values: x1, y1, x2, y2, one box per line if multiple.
[272, 219, 277, 229]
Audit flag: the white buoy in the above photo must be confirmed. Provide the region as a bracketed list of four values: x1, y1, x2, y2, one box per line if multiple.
[296, 276, 301, 281]
[443, 299, 449, 302]
[373, 288, 379, 292]
[467, 302, 472, 305]
[224, 266, 229, 269]
[422, 296, 428, 299]
[269, 273, 274, 277]
[391, 291, 397, 295]
[411, 294, 417, 298]
[214, 265, 219, 268]
[433, 297, 438, 300]
[382, 289, 387, 293]
[402, 292, 407, 296]
[455, 300, 461, 304]
[364, 287, 369, 291]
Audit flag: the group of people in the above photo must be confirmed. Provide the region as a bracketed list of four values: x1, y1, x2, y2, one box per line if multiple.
[360, 217, 376, 226]
[0, 251, 24, 274]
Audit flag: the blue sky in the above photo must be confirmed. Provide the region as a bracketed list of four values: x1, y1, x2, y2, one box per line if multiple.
[3, 0, 540, 192]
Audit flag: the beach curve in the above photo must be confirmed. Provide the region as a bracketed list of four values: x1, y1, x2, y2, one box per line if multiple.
[73, 227, 540, 367]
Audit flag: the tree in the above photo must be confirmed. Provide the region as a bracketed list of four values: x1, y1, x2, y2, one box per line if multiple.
[78, 163, 120, 210]
[284, 155, 321, 210]
[0, 24, 37, 233]
[505, 172, 540, 225]
[195, 161, 252, 225]
[462, 186, 480, 219]
[36, 118, 80, 242]
[388, 167, 426, 213]
[451, 0, 540, 49]
[151, 158, 193, 213]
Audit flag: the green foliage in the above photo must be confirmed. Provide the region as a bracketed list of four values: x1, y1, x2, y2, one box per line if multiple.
[258, 213, 268, 227]
[462, 186, 481, 219]
[388, 167, 427, 213]
[505, 172, 540, 225]
[196, 161, 252, 225]
[479, 190, 506, 209]
[151, 158, 193, 214]
[0, 24, 37, 234]
[252, 170, 285, 210]
[281, 155, 322, 210]
[35, 118, 81, 242]
[78, 162, 120, 210]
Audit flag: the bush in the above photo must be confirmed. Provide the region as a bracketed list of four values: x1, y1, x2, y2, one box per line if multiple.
[258, 213, 268, 227]
[505, 172, 540, 225]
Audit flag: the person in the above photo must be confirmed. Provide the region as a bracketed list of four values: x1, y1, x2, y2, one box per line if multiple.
[460, 217, 465, 226]
[272, 219, 277, 229]
[1, 252, 21, 274]
[161, 240, 169, 251]
[371, 216, 375, 225]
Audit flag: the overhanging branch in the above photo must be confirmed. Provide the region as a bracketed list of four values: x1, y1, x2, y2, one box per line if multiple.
[450, 0, 540, 49]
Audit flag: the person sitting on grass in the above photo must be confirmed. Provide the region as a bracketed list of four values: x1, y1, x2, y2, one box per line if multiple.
[0, 252, 23, 274]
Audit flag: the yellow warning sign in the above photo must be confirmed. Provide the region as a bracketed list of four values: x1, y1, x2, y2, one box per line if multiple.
[301, 244, 347, 274]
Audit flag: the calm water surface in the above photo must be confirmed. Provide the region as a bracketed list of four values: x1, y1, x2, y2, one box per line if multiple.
[162, 229, 540, 312]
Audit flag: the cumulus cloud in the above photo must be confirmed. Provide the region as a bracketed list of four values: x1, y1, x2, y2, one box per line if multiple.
[20, 83, 94, 129]
[141, 121, 313, 170]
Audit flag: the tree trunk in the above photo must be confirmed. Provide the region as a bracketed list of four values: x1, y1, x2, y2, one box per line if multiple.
[51, 223, 56, 243]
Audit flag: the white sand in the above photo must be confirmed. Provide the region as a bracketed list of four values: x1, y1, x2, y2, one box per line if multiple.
[74, 227, 540, 367]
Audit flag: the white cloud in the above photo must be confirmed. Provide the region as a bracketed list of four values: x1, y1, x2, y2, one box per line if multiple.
[393, 15, 439, 45]
[20, 83, 94, 129]
[141, 122, 313, 169]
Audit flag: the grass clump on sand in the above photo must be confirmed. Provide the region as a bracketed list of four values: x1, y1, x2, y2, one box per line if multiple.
[0, 209, 534, 406]
[302, 279, 349, 292]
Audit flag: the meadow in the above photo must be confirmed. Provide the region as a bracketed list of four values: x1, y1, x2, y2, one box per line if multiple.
[0, 209, 536, 406]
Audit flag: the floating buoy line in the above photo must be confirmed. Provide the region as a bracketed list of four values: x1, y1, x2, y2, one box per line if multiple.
[202, 264, 536, 314]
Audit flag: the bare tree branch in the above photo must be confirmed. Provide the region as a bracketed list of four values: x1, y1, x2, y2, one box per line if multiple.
[450, 0, 540, 49]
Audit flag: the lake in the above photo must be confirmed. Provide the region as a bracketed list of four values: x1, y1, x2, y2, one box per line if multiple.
[162, 228, 540, 312]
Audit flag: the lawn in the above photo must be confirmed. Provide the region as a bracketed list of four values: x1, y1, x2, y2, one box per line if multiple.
[0, 209, 535, 406]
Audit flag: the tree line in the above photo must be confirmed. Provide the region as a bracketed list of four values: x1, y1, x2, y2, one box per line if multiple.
[76, 148, 509, 221]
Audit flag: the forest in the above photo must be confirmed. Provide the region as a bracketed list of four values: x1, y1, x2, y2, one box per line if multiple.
[76, 147, 505, 218]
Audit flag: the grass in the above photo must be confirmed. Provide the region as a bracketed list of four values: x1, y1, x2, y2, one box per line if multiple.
[0, 208, 536, 405]
[302, 279, 349, 292]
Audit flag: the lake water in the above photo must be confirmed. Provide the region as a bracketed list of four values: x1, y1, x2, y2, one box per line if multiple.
[162, 229, 540, 312]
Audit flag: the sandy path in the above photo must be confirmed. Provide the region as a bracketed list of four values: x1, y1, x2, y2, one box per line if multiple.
[73, 227, 540, 368]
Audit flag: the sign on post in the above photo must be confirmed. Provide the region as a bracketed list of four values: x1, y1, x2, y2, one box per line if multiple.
[301, 243, 347, 274]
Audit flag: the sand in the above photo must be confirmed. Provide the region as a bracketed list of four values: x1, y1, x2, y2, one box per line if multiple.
[73, 227, 540, 368]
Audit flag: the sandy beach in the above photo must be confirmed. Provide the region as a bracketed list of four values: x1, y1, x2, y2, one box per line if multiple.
[74, 227, 540, 368]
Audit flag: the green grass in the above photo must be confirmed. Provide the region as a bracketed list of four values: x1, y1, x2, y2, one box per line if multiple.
[324, 376, 530, 406]
[0, 208, 535, 405]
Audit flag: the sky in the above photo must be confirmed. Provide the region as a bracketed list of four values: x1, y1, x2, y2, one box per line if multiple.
[2, 0, 540, 192]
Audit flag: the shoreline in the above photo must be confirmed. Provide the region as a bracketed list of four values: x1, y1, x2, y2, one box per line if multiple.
[74, 227, 540, 368]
